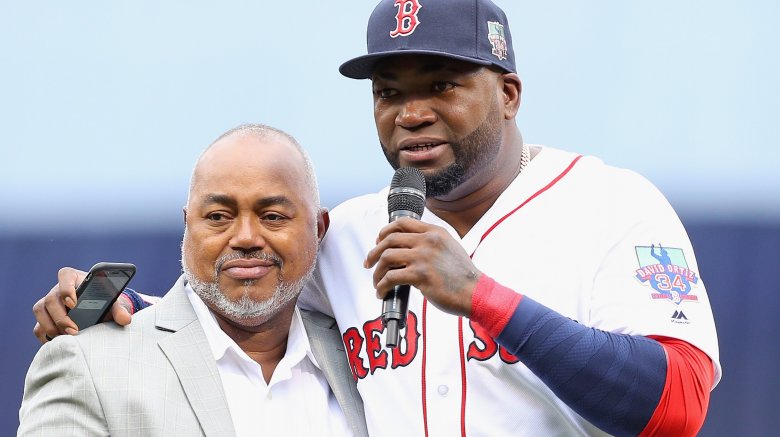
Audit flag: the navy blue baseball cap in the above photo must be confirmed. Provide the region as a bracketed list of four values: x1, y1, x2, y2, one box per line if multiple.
[339, 0, 516, 79]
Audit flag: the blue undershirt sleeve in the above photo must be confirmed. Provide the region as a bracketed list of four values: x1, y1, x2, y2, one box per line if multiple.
[121, 288, 152, 313]
[497, 296, 666, 437]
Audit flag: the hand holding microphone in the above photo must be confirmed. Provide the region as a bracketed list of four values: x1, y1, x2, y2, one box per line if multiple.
[381, 167, 426, 348]
[366, 167, 482, 348]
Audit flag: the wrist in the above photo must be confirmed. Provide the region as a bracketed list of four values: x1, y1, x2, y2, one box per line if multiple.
[121, 288, 148, 314]
[469, 274, 523, 338]
[118, 292, 135, 315]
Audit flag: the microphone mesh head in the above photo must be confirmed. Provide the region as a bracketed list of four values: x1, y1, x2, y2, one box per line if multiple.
[388, 167, 426, 217]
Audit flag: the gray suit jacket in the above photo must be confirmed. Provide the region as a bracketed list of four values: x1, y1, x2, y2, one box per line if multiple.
[18, 276, 367, 437]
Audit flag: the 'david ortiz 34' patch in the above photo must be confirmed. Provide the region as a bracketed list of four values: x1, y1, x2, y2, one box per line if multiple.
[634, 245, 699, 305]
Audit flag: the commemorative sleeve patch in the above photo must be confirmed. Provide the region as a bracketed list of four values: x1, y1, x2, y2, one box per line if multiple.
[634, 244, 700, 305]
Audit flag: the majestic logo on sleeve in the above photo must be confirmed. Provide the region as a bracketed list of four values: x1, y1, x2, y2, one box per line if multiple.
[390, 0, 422, 38]
[634, 244, 699, 305]
[487, 21, 508, 60]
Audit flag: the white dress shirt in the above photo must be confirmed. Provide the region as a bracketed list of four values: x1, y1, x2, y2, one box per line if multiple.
[186, 285, 352, 437]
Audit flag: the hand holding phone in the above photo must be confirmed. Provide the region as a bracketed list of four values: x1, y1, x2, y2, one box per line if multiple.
[67, 262, 136, 331]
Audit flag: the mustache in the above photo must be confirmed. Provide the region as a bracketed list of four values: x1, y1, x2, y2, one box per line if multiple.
[214, 251, 283, 277]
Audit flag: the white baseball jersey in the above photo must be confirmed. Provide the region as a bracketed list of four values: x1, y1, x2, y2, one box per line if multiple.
[302, 146, 721, 437]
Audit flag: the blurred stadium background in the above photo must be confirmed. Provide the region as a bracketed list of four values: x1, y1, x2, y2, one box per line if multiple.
[2, 1, 778, 435]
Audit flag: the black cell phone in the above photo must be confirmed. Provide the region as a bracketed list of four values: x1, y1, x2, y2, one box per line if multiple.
[67, 262, 137, 331]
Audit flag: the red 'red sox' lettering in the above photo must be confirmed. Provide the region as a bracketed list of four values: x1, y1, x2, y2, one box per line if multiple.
[391, 311, 419, 368]
[363, 318, 388, 374]
[390, 0, 422, 38]
[343, 311, 520, 381]
[343, 327, 368, 380]
[343, 311, 420, 380]
[467, 320, 520, 364]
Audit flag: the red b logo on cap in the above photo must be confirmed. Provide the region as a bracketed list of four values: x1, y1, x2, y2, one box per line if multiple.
[390, 0, 422, 38]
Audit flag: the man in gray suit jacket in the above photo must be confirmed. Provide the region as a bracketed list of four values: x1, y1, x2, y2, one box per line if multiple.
[19, 124, 368, 437]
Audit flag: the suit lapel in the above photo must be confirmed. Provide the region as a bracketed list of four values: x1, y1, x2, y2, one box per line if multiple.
[302, 310, 368, 437]
[155, 277, 237, 437]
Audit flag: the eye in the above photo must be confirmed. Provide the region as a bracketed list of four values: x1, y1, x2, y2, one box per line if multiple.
[206, 212, 231, 222]
[432, 81, 455, 93]
[374, 88, 398, 99]
[262, 212, 287, 222]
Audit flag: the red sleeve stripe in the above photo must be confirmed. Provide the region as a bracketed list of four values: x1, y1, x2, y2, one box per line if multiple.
[639, 336, 714, 437]
[470, 274, 522, 338]
[118, 293, 135, 315]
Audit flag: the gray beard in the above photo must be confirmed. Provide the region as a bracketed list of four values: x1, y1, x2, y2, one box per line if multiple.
[181, 244, 313, 326]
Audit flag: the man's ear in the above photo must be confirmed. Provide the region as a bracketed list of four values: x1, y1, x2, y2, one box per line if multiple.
[500, 72, 522, 119]
[317, 208, 330, 242]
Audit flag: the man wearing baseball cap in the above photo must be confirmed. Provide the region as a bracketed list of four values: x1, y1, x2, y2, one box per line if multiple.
[329, 1, 719, 435]
[34, 0, 720, 435]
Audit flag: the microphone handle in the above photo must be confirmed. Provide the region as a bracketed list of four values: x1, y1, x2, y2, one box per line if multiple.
[382, 284, 410, 348]
[381, 208, 420, 348]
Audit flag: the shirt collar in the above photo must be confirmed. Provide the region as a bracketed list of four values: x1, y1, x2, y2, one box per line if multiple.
[184, 283, 321, 372]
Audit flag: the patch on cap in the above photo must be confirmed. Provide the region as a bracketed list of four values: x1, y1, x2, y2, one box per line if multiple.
[487, 21, 508, 61]
[390, 0, 423, 38]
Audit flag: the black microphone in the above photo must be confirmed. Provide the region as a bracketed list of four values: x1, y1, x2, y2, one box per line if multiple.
[382, 167, 426, 348]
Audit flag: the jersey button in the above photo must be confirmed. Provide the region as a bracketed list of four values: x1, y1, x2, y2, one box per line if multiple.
[437, 385, 449, 397]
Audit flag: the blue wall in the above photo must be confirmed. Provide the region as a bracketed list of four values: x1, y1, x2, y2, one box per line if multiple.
[2, 220, 778, 436]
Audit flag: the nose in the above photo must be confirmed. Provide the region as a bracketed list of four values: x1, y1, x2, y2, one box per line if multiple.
[396, 96, 436, 129]
[229, 215, 266, 252]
